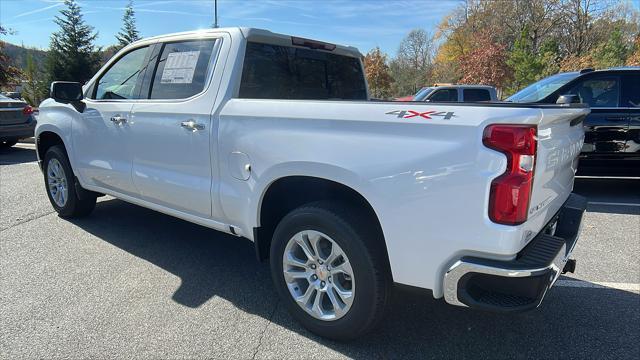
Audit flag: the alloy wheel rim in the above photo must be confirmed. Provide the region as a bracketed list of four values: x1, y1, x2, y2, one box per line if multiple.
[47, 158, 68, 207]
[282, 230, 355, 321]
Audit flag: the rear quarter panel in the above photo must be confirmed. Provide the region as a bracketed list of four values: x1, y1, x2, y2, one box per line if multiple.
[218, 100, 588, 296]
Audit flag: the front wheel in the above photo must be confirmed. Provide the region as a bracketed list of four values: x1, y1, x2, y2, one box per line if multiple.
[270, 201, 391, 340]
[43, 145, 96, 218]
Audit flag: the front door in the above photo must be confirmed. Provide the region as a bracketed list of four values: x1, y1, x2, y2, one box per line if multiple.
[128, 38, 220, 218]
[74, 45, 152, 195]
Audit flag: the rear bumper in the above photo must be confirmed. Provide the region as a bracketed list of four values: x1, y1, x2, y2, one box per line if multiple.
[443, 193, 587, 312]
[0, 118, 36, 141]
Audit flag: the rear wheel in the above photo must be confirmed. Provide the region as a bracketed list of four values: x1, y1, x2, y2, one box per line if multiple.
[43, 145, 96, 218]
[270, 201, 390, 340]
[0, 139, 18, 148]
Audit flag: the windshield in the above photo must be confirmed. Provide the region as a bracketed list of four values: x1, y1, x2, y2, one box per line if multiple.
[413, 87, 435, 101]
[507, 72, 580, 103]
[0, 94, 11, 100]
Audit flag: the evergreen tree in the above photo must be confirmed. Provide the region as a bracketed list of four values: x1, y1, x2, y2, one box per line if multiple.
[23, 54, 49, 106]
[116, 1, 140, 48]
[592, 28, 630, 68]
[507, 27, 545, 93]
[45, 0, 101, 84]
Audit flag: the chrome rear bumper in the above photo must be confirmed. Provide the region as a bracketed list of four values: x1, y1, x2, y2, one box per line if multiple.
[443, 193, 587, 312]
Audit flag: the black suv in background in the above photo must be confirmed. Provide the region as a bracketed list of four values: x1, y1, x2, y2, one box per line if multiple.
[508, 67, 640, 176]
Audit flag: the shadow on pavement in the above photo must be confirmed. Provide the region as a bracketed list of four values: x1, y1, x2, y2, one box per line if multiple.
[70, 198, 640, 358]
[574, 177, 640, 215]
[0, 146, 37, 165]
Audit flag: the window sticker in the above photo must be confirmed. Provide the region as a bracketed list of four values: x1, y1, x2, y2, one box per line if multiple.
[161, 50, 200, 84]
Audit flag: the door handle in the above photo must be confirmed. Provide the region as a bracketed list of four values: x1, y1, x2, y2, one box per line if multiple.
[180, 120, 205, 131]
[110, 115, 127, 124]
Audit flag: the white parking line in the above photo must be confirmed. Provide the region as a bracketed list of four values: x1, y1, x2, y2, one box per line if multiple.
[556, 279, 640, 292]
[588, 201, 640, 207]
[576, 175, 640, 180]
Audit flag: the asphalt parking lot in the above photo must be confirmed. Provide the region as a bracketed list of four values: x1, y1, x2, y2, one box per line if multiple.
[1, 142, 638, 359]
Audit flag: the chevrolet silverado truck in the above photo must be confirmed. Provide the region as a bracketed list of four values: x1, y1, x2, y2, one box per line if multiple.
[35, 28, 588, 340]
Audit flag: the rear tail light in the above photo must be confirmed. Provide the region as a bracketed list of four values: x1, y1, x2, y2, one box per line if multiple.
[483, 124, 537, 225]
[22, 105, 34, 115]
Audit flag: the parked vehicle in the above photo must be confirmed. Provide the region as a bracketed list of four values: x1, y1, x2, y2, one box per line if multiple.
[414, 84, 498, 102]
[508, 67, 640, 176]
[35, 28, 588, 340]
[394, 86, 431, 101]
[0, 94, 36, 148]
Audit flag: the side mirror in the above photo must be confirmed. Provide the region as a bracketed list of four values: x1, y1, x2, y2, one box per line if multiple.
[51, 81, 84, 103]
[556, 94, 580, 105]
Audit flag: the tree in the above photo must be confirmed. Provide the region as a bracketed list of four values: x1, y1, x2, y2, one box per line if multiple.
[507, 27, 545, 93]
[459, 32, 511, 91]
[0, 25, 22, 89]
[46, 0, 101, 84]
[363, 47, 393, 99]
[391, 29, 434, 96]
[626, 34, 640, 66]
[22, 54, 49, 106]
[116, 1, 140, 48]
[592, 28, 630, 68]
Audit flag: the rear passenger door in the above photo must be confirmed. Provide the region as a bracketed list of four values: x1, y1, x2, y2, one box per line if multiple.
[463, 88, 491, 102]
[128, 37, 223, 218]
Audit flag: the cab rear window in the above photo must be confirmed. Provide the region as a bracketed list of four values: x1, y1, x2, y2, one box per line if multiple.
[239, 41, 367, 100]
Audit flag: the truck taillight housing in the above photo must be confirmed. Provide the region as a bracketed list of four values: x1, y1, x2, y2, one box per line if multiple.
[483, 124, 537, 225]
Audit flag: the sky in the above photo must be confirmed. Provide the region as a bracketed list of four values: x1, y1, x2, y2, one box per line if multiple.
[0, 0, 463, 55]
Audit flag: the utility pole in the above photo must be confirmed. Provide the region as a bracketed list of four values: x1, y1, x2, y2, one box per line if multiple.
[213, 0, 219, 28]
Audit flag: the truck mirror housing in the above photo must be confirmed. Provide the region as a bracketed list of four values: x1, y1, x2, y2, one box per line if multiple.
[556, 94, 580, 105]
[51, 81, 84, 103]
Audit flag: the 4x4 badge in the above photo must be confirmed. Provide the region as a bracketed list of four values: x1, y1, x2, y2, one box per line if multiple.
[386, 110, 456, 120]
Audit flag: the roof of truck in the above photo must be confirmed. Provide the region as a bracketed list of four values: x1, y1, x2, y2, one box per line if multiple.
[135, 27, 363, 58]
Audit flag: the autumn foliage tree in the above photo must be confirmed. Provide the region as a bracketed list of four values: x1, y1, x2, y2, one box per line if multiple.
[459, 32, 511, 91]
[0, 25, 22, 89]
[627, 34, 640, 66]
[364, 47, 393, 99]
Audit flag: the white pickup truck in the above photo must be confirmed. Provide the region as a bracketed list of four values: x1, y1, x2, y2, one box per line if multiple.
[36, 28, 588, 340]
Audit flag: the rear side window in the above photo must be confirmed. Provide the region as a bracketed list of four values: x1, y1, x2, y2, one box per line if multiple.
[621, 73, 640, 107]
[239, 42, 367, 100]
[463, 88, 491, 101]
[429, 89, 457, 102]
[148, 39, 217, 100]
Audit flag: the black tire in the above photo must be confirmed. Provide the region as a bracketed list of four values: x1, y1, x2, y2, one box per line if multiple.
[0, 139, 18, 148]
[43, 145, 96, 218]
[270, 201, 391, 341]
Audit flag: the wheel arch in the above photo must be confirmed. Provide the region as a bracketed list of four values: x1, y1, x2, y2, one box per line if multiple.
[253, 173, 391, 280]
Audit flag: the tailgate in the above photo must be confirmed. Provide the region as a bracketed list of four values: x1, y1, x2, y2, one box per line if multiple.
[527, 108, 587, 229]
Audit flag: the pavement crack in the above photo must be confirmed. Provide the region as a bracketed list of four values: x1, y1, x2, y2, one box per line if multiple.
[0, 210, 57, 232]
[252, 300, 278, 360]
